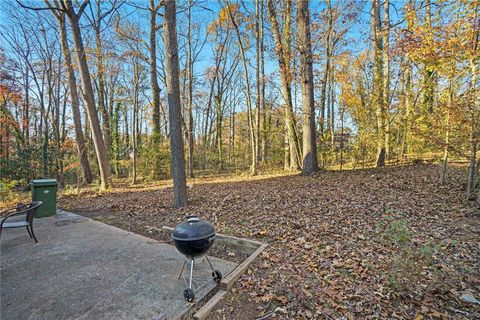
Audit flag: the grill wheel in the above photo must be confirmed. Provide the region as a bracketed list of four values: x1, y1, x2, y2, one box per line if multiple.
[183, 288, 195, 302]
[212, 270, 222, 283]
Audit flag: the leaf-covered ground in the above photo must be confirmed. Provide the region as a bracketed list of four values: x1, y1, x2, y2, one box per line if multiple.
[60, 163, 480, 319]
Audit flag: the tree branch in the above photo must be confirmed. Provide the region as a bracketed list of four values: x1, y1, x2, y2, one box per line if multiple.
[99, 0, 126, 21]
[154, 0, 164, 12]
[17, 0, 66, 12]
[43, 0, 60, 18]
[77, 0, 90, 18]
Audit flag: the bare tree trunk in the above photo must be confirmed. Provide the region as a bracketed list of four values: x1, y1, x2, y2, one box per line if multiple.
[383, 0, 390, 160]
[58, 13, 92, 184]
[201, 32, 228, 169]
[284, 129, 290, 170]
[202, 77, 214, 169]
[467, 58, 478, 197]
[371, 0, 386, 167]
[319, 0, 332, 136]
[398, 56, 412, 162]
[132, 60, 139, 185]
[112, 102, 120, 176]
[149, 0, 161, 138]
[163, 0, 187, 208]
[422, 0, 435, 113]
[340, 106, 345, 170]
[225, 1, 257, 175]
[262, 102, 271, 162]
[64, 0, 112, 189]
[259, 0, 266, 162]
[255, 0, 261, 162]
[297, 0, 318, 175]
[23, 66, 30, 146]
[467, 4, 479, 199]
[398, 3, 414, 162]
[467, 129, 478, 197]
[439, 80, 452, 185]
[229, 98, 235, 164]
[215, 92, 224, 169]
[329, 66, 335, 148]
[149, 0, 162, 178]
[186, 0, 195, 177]
[124, 103, 129, 153]
[439, 119, 450, 185]
[95, 24, 110, 157]
[267, 0, 302, 171]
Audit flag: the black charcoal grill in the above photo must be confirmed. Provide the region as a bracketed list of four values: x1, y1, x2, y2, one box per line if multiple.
[172, 216, 222, 302]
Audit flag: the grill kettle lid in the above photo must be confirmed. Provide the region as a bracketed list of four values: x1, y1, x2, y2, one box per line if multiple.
[172, 216, 215, 241]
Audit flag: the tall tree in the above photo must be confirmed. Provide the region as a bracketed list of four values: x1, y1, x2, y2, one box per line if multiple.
[62, 0, 112, 189]
[398, 1, 414, 161]
[318, 0, 333, 136]
[149, 0, 163, 178]
[422, 0, 435, 113]
[57, 11, 93, 184]
[371, 0, 386, 167]
[297, 0, 318, 175]
[202, 11, 231, 169]
[383, 0, 390, 159]
[186, 0, 195, 178]
[255, 0, 262, 162]
[466, 1, 479, 199]
[86, 0, 118, 156]
[127, 49, 142, 185]
[259, 0, 267, 162]
[163, 0, 187, 208]
[439, 78, 453, 185]
[267, 0, 302, 171]
[225, 2, 257, 175]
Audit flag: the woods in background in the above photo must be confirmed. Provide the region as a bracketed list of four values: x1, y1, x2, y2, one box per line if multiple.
[0, 0, 479, 205]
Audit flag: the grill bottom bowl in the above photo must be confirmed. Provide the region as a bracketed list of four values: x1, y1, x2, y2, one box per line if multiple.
[173, 237, 214, 258]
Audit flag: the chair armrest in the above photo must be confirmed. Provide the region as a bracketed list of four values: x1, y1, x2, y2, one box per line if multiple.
[0, 210, 28, 227]
[1, 202, 42, 229]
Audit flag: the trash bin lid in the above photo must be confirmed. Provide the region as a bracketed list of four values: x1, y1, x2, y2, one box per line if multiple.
[30, 179, 58, 186]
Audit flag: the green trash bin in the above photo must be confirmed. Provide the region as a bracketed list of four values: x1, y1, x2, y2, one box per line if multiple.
[31, 179, 58, 218]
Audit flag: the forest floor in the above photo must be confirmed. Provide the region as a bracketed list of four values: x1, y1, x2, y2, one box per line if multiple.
[59, 163, 480, 319]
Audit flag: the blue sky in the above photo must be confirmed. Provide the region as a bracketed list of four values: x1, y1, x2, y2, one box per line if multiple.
[0, 0, 408, 134]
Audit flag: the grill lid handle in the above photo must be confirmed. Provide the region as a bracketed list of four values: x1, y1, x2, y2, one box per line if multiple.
[186, 216, 200, 223]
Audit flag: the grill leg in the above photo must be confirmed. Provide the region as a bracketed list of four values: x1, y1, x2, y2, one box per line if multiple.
[178, 260, 186, 279]
[26, 226, 33, 238]
[30, 224, 38, 243]
[189, 258, 194, 289]
[205, 255, 215, 273]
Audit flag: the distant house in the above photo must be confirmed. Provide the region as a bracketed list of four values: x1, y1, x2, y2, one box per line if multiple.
[333, 132, 351, 151]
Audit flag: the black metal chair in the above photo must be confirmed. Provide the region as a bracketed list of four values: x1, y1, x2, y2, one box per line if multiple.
[0, 201, 43, 243]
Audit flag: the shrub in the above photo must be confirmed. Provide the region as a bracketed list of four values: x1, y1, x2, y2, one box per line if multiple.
[378, 209, 456, 294]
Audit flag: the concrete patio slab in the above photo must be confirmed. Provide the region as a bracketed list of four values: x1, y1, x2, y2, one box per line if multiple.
[0, 211, 237, 320]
